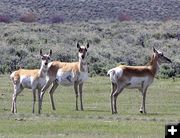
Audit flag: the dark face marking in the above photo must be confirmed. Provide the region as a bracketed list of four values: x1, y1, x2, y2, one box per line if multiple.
[40, 49, 52, 66]
[153, 48, 172, 63]
[77, 43, 89, 60]
[78, 48, 87, 59]
[41, 55, 51, 66]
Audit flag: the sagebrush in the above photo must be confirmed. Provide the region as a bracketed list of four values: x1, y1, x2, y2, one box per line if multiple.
[0, 21, 180, 77]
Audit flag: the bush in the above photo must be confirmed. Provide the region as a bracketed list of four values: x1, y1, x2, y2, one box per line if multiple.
[159, 64, 176, 78]
[7, 36, 35, 45]
[0, 15, 11, 23]
[50, 15, 64, 23]
[152, 33, 162, 40]
[93, 37, 101, 44]
[28, 46, 36, 53]
[89, 62, 112, 76]
[55, 53, 76, 62]
[172, 62, 180, 75]
[0, 21, 179, 78]
[19, 12, 36, 23]
[118, 13, 132, 22]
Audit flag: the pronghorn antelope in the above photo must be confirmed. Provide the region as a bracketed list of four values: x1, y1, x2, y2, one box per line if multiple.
[107, 47, 172, 114]
[10, 49, 52, 113]
[39, 43, 89, 113]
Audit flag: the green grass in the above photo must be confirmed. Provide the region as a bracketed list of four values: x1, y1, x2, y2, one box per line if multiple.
[0, 75, 180, 138]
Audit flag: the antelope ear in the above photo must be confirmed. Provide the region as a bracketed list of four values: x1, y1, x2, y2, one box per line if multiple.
[86, 43, 89, 49]
[153, 47, 158, 53]
[77, 43, 80, 49]
[40, 49, 43, 56]
[49, 49, 52, 56]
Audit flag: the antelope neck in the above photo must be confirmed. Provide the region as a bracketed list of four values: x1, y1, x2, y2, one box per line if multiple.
[148, 55, 160, 77]
[79, 59, 87, 72]
[39, 65, 48, 77]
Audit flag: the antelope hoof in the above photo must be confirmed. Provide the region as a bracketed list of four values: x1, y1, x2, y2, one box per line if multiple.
[139, 110, 147, 114]
[112, 111, 118, 114]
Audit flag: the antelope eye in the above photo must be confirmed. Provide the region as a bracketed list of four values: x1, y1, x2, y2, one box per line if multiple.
[48, 57, 50, 60]
[41, 57, 46, 60]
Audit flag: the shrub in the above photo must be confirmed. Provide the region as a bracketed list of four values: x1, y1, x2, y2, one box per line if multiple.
[0, 21, 179, 78]
[93, 37, 101, 44]
[159, 64, 176, 78]
[89, 62, 110, 76]
[0, 15, 11, 23]
[163, 33, 176, 39]
[118, 13, 131, 21]
[28, 46, 36, 53]
[91, 63, 103, 75]
[55, 53, 75, 62]
[15, 50, 28, 59]
[163, 16, 172, 22]
[19, 12, 36, 23]
[152, 33, 162, 40]
[172, 62, 180, 75]
[89, 56, 99, 63]
[25, 57, 39, 69]
[50, 15, 64, 23]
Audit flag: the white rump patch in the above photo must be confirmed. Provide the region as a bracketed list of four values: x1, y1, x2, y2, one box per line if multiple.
[107, 67, 123, 83]
[10, 72, 16, 81]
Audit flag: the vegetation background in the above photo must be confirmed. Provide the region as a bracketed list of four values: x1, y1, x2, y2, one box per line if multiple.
[0, 0, 180, 78]
[0, 21, 180, 78]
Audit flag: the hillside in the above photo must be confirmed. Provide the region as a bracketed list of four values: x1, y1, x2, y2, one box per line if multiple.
[0, 0, 180, 22]
[0, 21, 180, 77]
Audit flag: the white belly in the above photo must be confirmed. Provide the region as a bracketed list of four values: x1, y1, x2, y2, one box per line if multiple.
[20, 76, 46, 90]
[56, 70, 88, 86]
[20, 76, 34, 89]
[56, 71, 74, 86]
[126, 77, 148, 89]
[79, 72, 88, 83]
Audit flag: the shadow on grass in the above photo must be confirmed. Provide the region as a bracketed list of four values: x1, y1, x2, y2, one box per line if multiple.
[147, 112, 176, 116]
[85, 109, 110, 113]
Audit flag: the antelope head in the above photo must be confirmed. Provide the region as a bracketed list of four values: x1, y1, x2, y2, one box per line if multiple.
[40, 49, 52, 68]
[77, 42, 89, 60]
[153, 47, 172, 64]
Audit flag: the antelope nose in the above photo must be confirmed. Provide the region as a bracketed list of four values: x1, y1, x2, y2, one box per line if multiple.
[45, 63, 48, 65]
[168, 59, 172, 63]
[82, 55, 85, 59]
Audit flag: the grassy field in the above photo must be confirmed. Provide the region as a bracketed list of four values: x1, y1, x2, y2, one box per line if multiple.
[0, 75, 179, 138]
